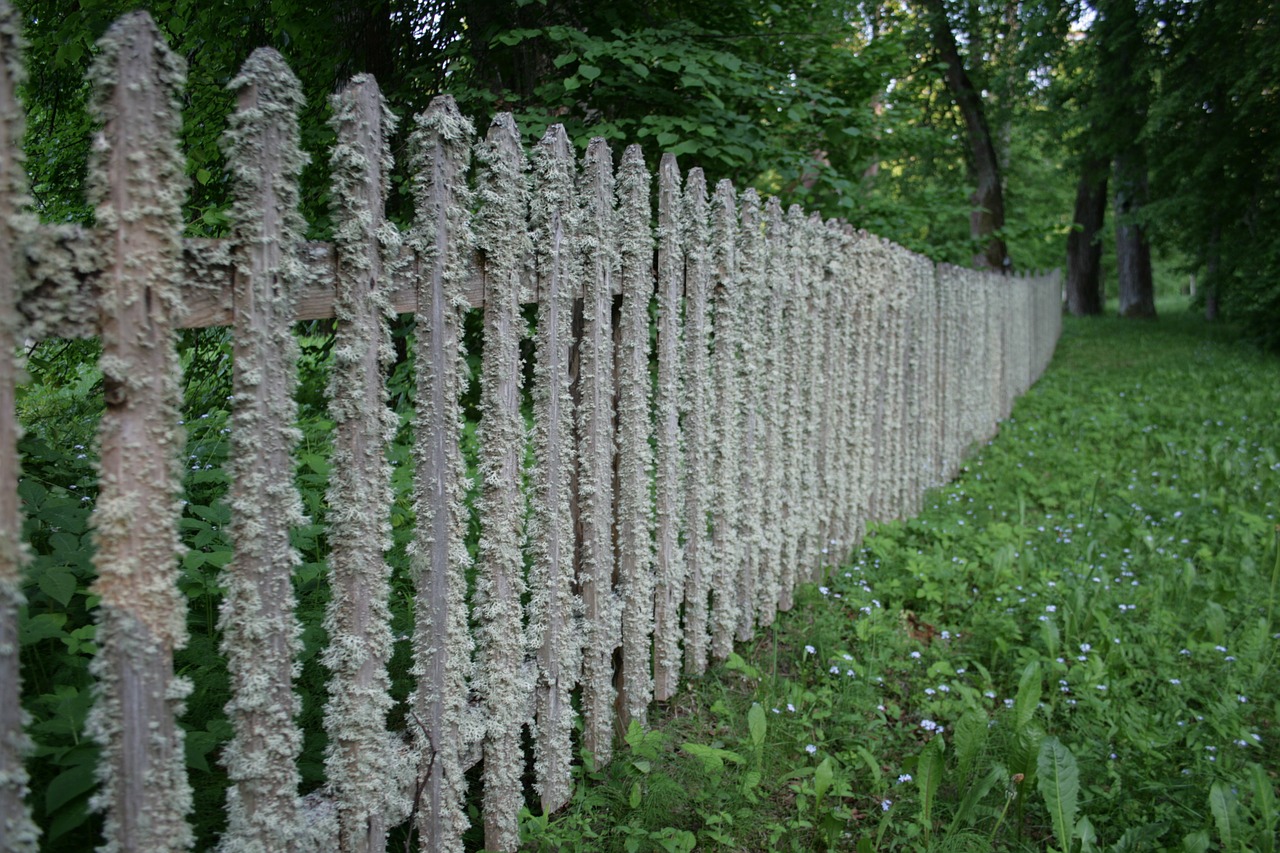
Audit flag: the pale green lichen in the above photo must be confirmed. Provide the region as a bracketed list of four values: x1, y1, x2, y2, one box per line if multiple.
[406, 94, 477, 853]
[319, 73, 409, 853]
[472, 111, 531, 853]
[576, 138, 619, 766]
[752, 197, 786, 623]
[733, 189, 763, 640]
[214, 47, 309, 853]
[615, 144, 655, 726]
[526, 123, 581, 814]
[651, 153, 685, 701]
[0, 1, 40, 846]
[679, 169, 711, 675]
[707, 180, 740, 661]
[83, 13, 194, 852]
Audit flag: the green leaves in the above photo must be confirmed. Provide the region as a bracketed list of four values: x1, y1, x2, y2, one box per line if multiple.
[1036, 736, 1079, 853]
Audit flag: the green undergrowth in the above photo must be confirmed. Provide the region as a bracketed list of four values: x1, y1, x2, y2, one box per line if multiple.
[525, 304, 1280, 852]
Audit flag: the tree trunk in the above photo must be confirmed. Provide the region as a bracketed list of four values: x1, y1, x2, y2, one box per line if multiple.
[920, 0, 1010, 271]
[1065, 164, 1107, 315]
[1113, 152, 1156, 318]
[1204, 227, 1220, 320]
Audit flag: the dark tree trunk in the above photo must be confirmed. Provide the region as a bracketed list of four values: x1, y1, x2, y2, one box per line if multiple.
[1113, 152, 1156, 318]
[1066, 164, 1107, 315]
[920, 0, 1009, 271]
[1203, 226, 1220, 320]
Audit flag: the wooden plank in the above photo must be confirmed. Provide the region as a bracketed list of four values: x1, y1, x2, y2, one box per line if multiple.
[83, 14, 194, 851]
[616, 145, 654, 727]
[408, 94, 475, 853]
[473, 112, 529, 853]
[321, 74, 405, 852]
[527, 124, 580, 814]
[754, 198, 786, 623]
[680, 169, 711, 675]
[577, 138, 619, 766]
[734, 189, 763, 641]
[652, 154, 683, 702]
[217, 47, 309, 850]
[0, 1, 38, 844]
[708, 180, 740, 661]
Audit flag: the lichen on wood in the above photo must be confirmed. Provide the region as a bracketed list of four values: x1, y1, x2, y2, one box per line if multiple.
[615, 144, 655, 726]
[708, 180, 741, 661]
[679, 168, 711, 675]
[733, 189, 764, 641]
[320, 73, 409, 852]
[0, 1, 39, 846]
[473, 111, 531, 853]
[526, 123, 581, 814]
[215, 47, 309, 853]
[406, 94, 477, 853]
[753, 198, 786, 623]
[576, 138, 620, 765]
[652, 154, 685, 701]
[83, 12, 194, 852]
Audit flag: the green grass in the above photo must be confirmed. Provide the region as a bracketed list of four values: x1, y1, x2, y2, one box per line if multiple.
[525, 303, 1280, 852]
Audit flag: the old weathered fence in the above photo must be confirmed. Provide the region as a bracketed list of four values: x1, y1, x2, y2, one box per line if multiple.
[0, 8, 1062, 853]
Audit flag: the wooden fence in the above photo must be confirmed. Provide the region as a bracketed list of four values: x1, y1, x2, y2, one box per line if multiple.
[0, 9, 1062, 853]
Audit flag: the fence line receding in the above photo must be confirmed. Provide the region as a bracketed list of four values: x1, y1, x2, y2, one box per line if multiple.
[0, 9, 1063, 853]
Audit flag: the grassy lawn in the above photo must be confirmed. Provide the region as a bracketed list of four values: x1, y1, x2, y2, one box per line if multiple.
[525, 304, 1280, 852]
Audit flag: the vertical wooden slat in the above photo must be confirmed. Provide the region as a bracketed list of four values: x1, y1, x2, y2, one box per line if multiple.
[322, 74, 405, 852]
[652, 154, 684, 701]
[0, 2, 38, 846]
[680, 169, 712, 675]
[734, 190, 764, 641]
[474, 112, 530, 853]
[777, 205, 806, 610]
[708, 180, 740, 660]
[616, 145, 654, 728]
[577, 138, 619, 765]
[218, 47, 308, 851]
[83, 13, 193, 851]
[528, 124, 580, 815]
[408, 94, 475, 853]
[755, 198, 787, 622]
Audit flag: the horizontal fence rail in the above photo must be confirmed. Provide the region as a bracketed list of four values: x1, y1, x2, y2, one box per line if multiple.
[0, 8, 1062, 853]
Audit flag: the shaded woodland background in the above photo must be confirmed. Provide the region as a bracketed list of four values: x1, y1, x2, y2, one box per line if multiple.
[15, 0, 1280, 344]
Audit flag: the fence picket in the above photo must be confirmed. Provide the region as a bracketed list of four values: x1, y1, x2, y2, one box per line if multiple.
[407, 94, 476, 853]
[0, 0, 37, 844]
[321, 74, 406, 852]
[84, 13, 194, 851]
[528, 123, 581, 814]
[473, 112, 531, 853]
[735, 190, 764, 641]
[578, 138, 620, 766]
[680, 169, 712, 675]
[755, 198, 787, 622]
[652, 154, 685, 701]
[218, 47, 309, 851]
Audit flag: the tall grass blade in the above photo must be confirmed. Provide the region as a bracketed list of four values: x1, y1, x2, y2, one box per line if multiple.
[1209, 780, 1238, 851]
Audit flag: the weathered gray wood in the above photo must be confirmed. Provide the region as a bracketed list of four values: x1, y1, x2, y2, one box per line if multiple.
[754, 198, 787, 623]
[616, 145, 655, 728]
[217, 47, 309, 853]
[527, 124, 580, 814]
[408, 94, 476, 853]
[577, 138, 619, 766]
[0, 2, 38, 846]
[708, 180, 741, 660]
[734, 190, 764, 641]
[680, 169, 712, 675]
[652, 154, 684, 701]
[474, 112, 529, 853]
[83, 13, 194, 851]
[321, 74, 405, 853]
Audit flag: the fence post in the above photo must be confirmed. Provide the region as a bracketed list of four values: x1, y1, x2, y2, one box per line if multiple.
[218, 47, 309, 851]
[578, 138, 620, 766]
[680, 169, 712, 675]
[84, 13, 193, 851]
[474, 112, 531, 853]
[407, 94, 476, 853]
[0, 1, 39, 845]
[652, 154, 685, 702]
[322, 73, 406, 851]
[616, 145, 655, 728]
[528, 123, 581, 813]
